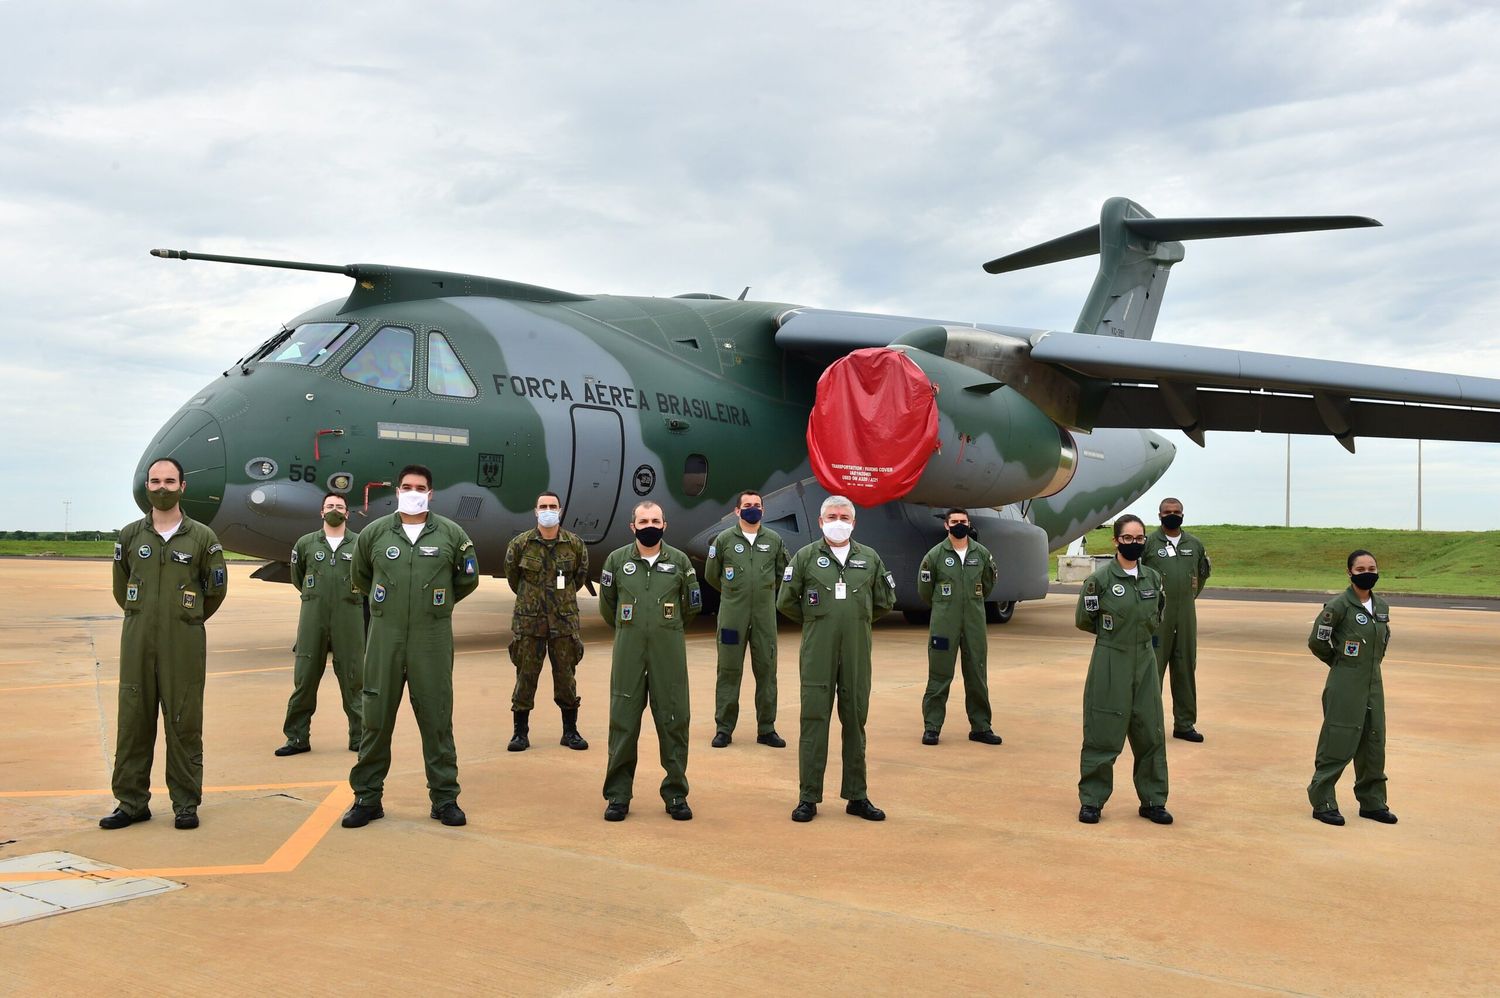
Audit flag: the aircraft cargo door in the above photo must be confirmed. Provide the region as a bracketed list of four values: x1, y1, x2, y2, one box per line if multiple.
[564, 405, 624, 543]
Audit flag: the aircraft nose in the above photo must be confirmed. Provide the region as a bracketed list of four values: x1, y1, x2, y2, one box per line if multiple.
[134, 408, 227, 525]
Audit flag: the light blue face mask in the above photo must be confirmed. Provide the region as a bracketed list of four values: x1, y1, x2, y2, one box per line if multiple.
[537, 509, 561, 528]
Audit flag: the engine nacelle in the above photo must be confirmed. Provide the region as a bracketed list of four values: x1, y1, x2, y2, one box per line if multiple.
[807, 345, 1077, 508]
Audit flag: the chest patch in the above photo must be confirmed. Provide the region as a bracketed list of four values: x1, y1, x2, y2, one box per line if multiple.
[385, 545, 401, 560]
[940, 582, 952, 597]
[372, 584, 386, 603]
[724, 567, 735, 581]
[622, 561, 637, 575]
[420, 545, 440, 557]
[1355, 612, 1369, 625]
[816, 556, 830, 568]
[758, 544, 770, 552]
[126, 584, 139, 602]
[315, 550, 326, 562]
[1101, 613, 1114, 631]
[849, 558, 867, 569]
[433, 588, 447, 606]
[1111, 583, 1126, 597]
[1343, 641, 1360, 657]
[137, 544, 152, 559]
[182, 591, 197, 609]
[734, 543, 745, 553]
[656, 562, 677, 573]
[807, 590, 819, 606]
[171, 550, 192, 564]
[944, 556, 955, 567]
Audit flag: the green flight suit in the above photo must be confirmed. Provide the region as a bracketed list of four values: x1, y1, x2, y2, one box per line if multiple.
[917, 538, 997, 733]
[349, 513, 478, 809]
[776, 540, 896, 804]
[1075, 561, 1169, 809]
[503, 527, 589, 711]
[1306, 588, 1391, 812]
[282, 528, 365, 749]
[704, 524, 788, 736]
[598, 543, 702, 804]
[111, 514, 228, 817]
[1141, 529, 1211, 732]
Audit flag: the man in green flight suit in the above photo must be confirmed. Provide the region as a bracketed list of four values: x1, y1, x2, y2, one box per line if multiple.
[598, 501, 702, 822]
[275, 492, 364, 756]
[777, 495, 896, 823]
[101, 457, 228, 831]
[1140, 497, 1212, 742]
[1074, 513, 1172, 826]
[917, 507, 1002, 747]
[1305, 548, 1398, 826]
[503, 490, 590, 753]
[705, 489, 789, 749]
[342, 464, 479, 829]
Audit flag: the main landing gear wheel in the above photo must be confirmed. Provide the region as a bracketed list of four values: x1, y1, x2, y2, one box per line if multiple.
[986, 601, 1015, 624]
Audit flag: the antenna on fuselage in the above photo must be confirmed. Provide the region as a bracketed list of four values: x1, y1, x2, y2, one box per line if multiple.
[150, 249, 355, 276]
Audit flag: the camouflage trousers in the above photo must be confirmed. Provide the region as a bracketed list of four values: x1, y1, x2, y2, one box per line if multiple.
[509, 633, 583, 711]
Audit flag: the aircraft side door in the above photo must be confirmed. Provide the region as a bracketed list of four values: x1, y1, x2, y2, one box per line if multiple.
[564, 405, 624, 543]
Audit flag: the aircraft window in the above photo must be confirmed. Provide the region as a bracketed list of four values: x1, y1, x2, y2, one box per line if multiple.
[683, 453, 708, 497]
[267, 322, 357, 367]
[340, 325, 414, 391]
[427, 332, 477, 398]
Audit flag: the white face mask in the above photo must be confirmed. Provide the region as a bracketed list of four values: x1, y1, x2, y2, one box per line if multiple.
[821, 520, 854, 544]
[397, 490, 430, 515]
[537, 509, 561, 528]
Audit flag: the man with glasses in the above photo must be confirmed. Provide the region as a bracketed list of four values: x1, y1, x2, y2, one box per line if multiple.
[704, 489, 789, 748]
[1074, 514, 1172, 826]
[275, 492, 364, 757]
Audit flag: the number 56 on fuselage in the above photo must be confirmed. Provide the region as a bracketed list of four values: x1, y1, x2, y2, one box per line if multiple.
[138, 197, 1500, 620]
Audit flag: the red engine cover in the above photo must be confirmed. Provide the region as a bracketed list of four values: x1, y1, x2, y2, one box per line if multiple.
[806, 347, 939, 506]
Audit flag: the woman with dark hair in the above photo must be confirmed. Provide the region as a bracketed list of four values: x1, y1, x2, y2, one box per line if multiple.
[1305, 549, 1397, 826]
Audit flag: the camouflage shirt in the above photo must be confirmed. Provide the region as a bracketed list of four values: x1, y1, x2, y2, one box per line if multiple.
[504, 527, 589, 637]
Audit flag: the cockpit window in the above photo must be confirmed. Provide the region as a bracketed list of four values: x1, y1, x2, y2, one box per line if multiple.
[267, 322, 357, 367]
[340, 325, 414, 391]
[427, 332, 477, 398]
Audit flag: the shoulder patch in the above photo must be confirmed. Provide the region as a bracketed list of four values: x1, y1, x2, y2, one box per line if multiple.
[919, 568, 932, 583]
[782, 566, 794, 582]
[707, 544, 717, 559]
[600, 569, 614, 587]
[208, 543, 223, 555]
[1085, 579, 1097, 595]
[113, 542, 123, 561]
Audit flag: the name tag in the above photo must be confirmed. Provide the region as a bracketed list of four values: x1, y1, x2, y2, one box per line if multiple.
[171, 550, 193, 564]
[556, 573, 566, 590]
[834, 582, 848, 600]
[419, 546, 440, 557]
[848, 559, 867, 569]
[1139, 589, 1156, 599]
[757, 544, 770, 551]
[1376, 613, 1389, 623]
[656, 562, 677, 573]
[341, 552, 353, 561]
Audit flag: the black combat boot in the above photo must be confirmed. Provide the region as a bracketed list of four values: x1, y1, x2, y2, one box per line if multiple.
[507, 710, 530, 752]
[560, 708, 589, 750]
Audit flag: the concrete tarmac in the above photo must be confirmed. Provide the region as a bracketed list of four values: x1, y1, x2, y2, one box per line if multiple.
[1, 560, 1497, 995]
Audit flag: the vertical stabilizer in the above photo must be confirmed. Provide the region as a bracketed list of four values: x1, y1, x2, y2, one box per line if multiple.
[1073, 197, 1183, 340]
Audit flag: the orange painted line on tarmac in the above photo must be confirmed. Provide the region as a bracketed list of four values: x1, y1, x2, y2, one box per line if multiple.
[0, 785, 348, 882]
[0, 665, 291, 694]
[998, 633, 1500, 672]
[0, 780, 343, 798]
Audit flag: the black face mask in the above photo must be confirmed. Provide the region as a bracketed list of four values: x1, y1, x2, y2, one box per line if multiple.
[634, 526, 664, 547]
[947, 523, 971, 539]
[1117, 541, 1146, 562]
[1351, 571, 1379, 591]
[1160, 514, 1183, 530]
[739, 507, 763, 525]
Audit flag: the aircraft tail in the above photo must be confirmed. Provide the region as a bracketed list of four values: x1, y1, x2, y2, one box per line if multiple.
[981, 198, 1380, 340]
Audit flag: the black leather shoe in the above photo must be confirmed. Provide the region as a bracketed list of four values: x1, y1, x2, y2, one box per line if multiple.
[756, 731, 786, 748]
[174, 809, 199, 830]
[666, 799, 693, 821]
[921, 729, 939, 745]
[99, 807, 150, 830]
[1359, 808, 1398, 824]
[1312, 808, 1346, 826]
[711, 731, 732, 748]
[1172, 728, 1205, 743]
[791, 801, 817, 822]
[604, 800, 630, 822]
[341, 802, 384, 828]
[1078, 804, 1101, 824]
[1138, 804, 1174, 825]
[845, 798, 886, 821]
[968, 730, 1003, 745]
[431, 802, 467, 826]
[274, 742, 311, 757]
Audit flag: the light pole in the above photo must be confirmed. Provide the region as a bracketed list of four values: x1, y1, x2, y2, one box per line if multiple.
[1284, 434, 1291, 528]
[1417, 439, 1423, 531]
[63, 499, 71, 543]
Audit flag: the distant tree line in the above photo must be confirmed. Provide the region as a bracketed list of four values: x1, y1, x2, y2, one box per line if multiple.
[0, 530, 112, 541]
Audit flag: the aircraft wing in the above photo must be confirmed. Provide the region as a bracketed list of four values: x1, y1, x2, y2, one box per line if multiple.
[1030, 330, 1500, 448]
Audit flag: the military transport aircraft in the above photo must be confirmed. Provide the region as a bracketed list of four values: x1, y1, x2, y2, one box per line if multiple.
[139, 197, 1500, 621]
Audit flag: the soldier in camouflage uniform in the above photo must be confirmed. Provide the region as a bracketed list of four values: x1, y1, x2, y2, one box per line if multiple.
[1074, 513, 1172, 826]
[503, 491, 590, 752]
[101, 457, 228, 831]
[704, 489, 789, 748]
[275, 492, 364, 756]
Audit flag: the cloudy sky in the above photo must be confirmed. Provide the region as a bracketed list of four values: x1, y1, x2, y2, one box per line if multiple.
[3, 0, 1498, 533]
